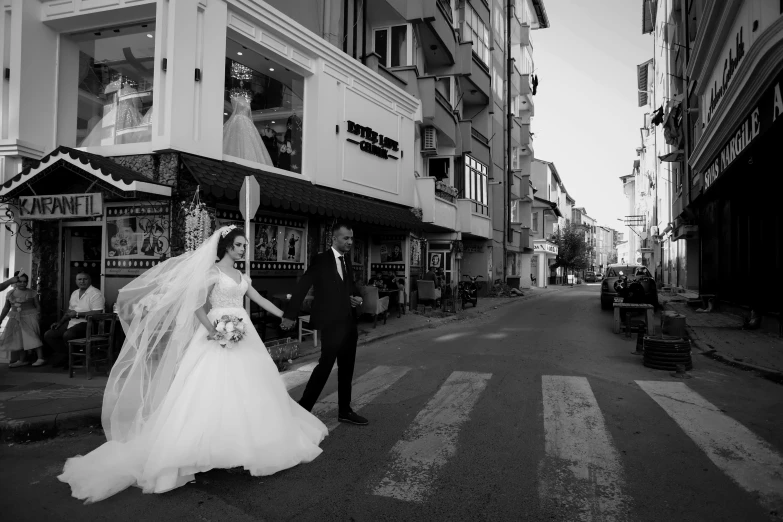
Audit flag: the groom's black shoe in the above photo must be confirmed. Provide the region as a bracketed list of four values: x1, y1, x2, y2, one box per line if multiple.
[338, 410, 368, 426]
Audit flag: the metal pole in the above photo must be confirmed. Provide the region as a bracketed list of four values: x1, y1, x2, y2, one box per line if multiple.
[506, 0, 514, 257]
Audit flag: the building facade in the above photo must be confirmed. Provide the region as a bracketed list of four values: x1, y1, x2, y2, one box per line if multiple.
[0, 0, 554, 348]
[636, 0, 782, 319]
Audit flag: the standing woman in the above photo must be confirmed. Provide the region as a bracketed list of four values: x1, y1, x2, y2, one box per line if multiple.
[0, 271, 45, 367]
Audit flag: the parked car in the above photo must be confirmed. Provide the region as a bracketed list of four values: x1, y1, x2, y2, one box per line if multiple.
[600, 264, 658, 310]
[585, 271, 597, 283]
[595, 273, 604, 281]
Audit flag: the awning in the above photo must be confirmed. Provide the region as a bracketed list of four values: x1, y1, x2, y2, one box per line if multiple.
[181, 154, 423, 230]
[0, 146, 171, 199]
[658, 149, 684, 162]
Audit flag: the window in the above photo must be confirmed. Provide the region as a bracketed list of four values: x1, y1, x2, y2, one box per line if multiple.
[71, 22, 156, 147]
[532, 212, 538, 231]
[464, 5, 490, 65]
[494, 6, 505, 45]
[493, 66, 505, 101]
[374, 24, 415, 68]
[511, 200, 522, 223]
[224, 41, 305, 173]
[435, 76, 455, 105]
[461, 155, 489, 215]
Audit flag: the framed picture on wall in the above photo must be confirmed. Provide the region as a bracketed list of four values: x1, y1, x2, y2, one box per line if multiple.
[254, 224, 278, 261]
[281, 227, 305, 262]
[429, 252, 444, 270]
[381, 240, 403, 263]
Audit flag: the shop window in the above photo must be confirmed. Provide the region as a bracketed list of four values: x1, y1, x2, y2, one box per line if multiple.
[224, 41, 304, 173]
[373, 24, 415, 68]
[460, 155, 489, 215]
[71, 22, 156, 147]
[463, 5, 490, 66]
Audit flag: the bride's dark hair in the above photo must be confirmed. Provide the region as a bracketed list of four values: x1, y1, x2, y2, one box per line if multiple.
[216, 227, 246, 259]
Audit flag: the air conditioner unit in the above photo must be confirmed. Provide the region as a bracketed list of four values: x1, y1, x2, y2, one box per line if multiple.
[422, 127, 438, 155]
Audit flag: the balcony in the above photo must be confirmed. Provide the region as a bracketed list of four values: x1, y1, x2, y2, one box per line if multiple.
[458, 53, 491, 105]
[456, 120, 472, 156]
[457, 199, 492, 239]
[388, 0, 459, 68]
[513, 226, 533, 251]
[470, 127, 491, 165]
[395, 72, 458, 147]
[416, 176, 458, 231]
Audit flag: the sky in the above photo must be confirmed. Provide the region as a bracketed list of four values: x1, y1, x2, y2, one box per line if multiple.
[531, 0, 653, 230]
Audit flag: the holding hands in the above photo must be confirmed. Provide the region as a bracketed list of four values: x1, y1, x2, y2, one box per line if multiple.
[280, 317, 296, 331]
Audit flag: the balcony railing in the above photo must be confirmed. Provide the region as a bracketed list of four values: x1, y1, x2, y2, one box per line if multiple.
[437, 0, 453, 24]
[435, 188, 457, 203]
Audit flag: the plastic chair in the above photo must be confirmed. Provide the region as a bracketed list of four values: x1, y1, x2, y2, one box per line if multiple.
[358, 286, 389, 328]
[416, 280, 440, 311]
[67, 313, 118, 380]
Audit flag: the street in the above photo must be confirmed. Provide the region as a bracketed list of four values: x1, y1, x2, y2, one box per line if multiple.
[2, 285, 782, 522]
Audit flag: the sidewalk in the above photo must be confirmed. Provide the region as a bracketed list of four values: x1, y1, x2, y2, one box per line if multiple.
[660, 293, 783, 378]
[0, 285, 567, 443]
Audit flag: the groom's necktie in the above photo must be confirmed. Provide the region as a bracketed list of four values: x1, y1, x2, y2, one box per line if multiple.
[338, 255, 348, 282]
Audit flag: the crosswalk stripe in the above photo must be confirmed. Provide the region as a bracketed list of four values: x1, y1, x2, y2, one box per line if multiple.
[373, 371, 491, 503]
[540, 376, 630, 521]
[637, 380, 783, 513]
[281, 362, 335, 391]
[312, 365, 410, 431]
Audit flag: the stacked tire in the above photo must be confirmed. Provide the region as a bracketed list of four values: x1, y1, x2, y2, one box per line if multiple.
[642, 336, 692, 371]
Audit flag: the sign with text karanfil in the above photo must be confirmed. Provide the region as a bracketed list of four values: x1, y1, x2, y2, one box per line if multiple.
[17, 193, 103, 219]
[701, 69, 783, 191]
[534, 242, 558, 255]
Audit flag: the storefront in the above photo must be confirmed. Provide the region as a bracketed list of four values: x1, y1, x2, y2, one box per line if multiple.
[532, 239, 558, 288]
[687, 3, 783, 313]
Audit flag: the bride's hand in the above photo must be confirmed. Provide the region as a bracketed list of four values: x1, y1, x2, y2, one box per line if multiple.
[207, 329, 219, 340]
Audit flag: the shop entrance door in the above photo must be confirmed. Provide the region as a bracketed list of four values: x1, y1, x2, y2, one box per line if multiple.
[60, 224, 103, 314]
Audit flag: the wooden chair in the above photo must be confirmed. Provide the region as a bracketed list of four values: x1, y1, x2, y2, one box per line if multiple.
[298, 315, 318, 347]
[416, 280, 440, 312]
[68, 313, 118, 380]
[250, 297, 282, 341]
[358, 286, 389, 328]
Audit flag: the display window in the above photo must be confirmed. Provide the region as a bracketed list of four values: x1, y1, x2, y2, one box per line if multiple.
[223, 40, 305, 174]
[70, 22, 156, 147]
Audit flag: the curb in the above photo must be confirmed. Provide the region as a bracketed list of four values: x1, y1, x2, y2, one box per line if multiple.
[0, 407, 102, 443]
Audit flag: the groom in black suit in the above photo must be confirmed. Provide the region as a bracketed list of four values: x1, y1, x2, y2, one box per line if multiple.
[281, 222, 368, 426]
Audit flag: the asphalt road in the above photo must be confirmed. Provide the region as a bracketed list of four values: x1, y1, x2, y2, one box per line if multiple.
[2, 285, 782, 521]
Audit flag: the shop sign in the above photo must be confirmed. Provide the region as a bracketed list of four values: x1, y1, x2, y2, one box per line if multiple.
[345, 120, 400, 160]
[703, 14, 747, 124]
[17, 193, 102, 220]
[534, 241, 558, 255]
[702, 69, 783, 191]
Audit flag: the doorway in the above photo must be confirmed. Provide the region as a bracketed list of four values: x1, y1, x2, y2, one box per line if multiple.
[60, 224, 103, 314]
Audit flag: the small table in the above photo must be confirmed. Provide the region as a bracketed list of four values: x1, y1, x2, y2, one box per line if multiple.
[613, 303, 654, 335]
[378, 289, 404, 317]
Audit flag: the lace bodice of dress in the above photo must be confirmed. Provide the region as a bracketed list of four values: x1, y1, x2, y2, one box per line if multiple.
[209, 269, 248, 309]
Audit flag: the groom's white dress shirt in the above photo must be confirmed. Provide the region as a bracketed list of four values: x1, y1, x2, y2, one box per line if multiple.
[331, 247, 345, 280]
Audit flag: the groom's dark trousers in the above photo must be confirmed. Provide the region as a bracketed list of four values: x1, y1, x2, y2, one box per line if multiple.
[284, 249, 360, 412]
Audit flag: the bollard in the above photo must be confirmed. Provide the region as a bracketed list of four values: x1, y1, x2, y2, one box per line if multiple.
[632, 327, 644, 355]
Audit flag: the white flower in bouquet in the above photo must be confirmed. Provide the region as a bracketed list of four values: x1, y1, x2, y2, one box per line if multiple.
[215, 322, 226, 332]
[225, 322, 235, 333]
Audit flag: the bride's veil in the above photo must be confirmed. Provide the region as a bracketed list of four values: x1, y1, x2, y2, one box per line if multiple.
[103, 227, 230, 443]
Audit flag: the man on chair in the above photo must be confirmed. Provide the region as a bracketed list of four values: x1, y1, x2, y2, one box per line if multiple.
[281, 222, 368, 426]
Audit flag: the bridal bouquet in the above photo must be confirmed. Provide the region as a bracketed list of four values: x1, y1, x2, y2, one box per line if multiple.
[212, 315, 247, 347]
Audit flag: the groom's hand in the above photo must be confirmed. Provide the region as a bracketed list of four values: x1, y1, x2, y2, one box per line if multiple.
[280, 318, 296, 330]
[349, 296, 363, 308]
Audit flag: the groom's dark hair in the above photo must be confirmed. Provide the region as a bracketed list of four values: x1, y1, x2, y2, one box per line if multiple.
[331, 221, 353, 234]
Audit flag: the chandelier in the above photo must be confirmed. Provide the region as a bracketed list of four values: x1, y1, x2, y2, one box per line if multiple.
[231, 61, 252, 80]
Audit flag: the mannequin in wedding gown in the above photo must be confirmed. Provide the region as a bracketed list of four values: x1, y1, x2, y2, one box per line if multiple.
[223, 94, 274, 165]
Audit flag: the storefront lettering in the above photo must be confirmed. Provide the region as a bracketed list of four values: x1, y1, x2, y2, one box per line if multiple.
[346, 120, 400, 160]
[534, 242, 558, 254]
[702, 70, 783, 191]
[707, 27, 745, 123]
[17, 193, 103, 219]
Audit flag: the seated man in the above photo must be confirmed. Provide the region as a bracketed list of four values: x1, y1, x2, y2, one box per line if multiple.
[421, 267, 442, 300]
[44, 271, 105, 369]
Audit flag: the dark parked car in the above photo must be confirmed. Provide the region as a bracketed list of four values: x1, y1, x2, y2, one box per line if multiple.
[600, 264, 658, 310]
[585, 271, 597, 283]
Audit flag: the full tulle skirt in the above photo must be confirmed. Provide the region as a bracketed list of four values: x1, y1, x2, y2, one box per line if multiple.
[58, 307, 327, 503]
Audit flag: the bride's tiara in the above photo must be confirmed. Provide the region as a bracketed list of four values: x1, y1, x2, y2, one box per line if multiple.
[221, 225, 237, 238]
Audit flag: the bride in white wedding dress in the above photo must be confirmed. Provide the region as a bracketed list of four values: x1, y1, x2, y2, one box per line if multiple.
[223, 93, 274, 165]
[58, 226, 327, 503]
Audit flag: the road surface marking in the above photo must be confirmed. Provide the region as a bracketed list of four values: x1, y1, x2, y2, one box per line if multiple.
[312, 365, 410, 431]
[637, 380, 783, 513]
[281, 361, 336, 391]
[539, 375, 630, 521]
[433, 332, 470, 342]
[373, 371, 491, 502]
